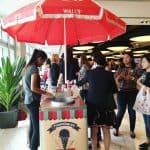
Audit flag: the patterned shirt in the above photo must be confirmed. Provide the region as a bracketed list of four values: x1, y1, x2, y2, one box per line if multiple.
[115, 66, 142, 91]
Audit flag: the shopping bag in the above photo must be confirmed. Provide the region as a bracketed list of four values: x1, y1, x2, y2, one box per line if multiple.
[133, 87, 150, 115]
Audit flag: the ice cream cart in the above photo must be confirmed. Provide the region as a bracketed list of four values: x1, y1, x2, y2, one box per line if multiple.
[39, 97, 88, 150]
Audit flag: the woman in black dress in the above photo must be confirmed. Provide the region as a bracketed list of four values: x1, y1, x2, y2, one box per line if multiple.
[78, 52, 117, 150]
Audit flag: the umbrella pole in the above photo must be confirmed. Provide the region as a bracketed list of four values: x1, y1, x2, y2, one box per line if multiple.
[64, 17, 67, 84]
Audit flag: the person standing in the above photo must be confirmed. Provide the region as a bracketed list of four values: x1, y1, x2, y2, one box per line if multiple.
[23, 49, 53, 150]
[114, 52, 139, 138]
[58, 47, 80, 84]
[78, 54, 91, 102]
[77, 52, 117, 150]
[50, 54, 60, 87]
[136, 53, 150, 150]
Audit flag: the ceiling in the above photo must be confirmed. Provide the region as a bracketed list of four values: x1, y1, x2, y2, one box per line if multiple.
[0, 0, 150, 58]
[0, 0, 37, 17]
[91, 25, 150, 58]
[1, 0, 150, 21]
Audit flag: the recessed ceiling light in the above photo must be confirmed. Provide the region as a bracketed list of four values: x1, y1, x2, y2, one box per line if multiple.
[125, 49, 131, 52]
[101, 50, 111, 54]
[113, 57, 121, 60]
[107, 46, 129, 51]
[133, 50, 149, 54]
[73, 46, 94, 51]
[113, 54, 122, 58]
[86, 50, 93, 53]
[106, 56, 114, 59]
[86, 55, 91, 58]
[73, 55, 77, 58]
[133, 54, 143, 57]
[73, 51, 83, 54]
[130, 35, 150, 42]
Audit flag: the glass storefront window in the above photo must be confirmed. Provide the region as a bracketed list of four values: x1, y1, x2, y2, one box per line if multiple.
[0, 27, 2, 39]
[0, 47, 2, 67]
[26, 44, 34, 61]
[26, 55, 30, 63]
[0, 27, 16, 64]
[10, 49, 15, 63]
[9, 36, 15, 45]
[0, 47, 3, 59]
[3, 47, 9, 58]
[2, 31, 8, 42]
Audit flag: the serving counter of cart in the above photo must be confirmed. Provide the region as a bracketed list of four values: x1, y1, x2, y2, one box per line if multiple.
[39, 97, 88, 150]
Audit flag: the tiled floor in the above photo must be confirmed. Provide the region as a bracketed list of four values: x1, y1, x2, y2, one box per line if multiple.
[0, 111, 149, 150]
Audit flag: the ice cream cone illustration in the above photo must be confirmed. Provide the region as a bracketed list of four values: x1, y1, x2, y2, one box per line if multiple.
[59, 129, 70, 150]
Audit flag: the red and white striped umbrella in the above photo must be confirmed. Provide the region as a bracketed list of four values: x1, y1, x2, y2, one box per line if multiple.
[1, 0, 126, 45]
[1, 0, 126, 82]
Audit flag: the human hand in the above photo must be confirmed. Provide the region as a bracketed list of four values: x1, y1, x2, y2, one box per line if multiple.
[125, 75, 134, 80]
[141, 85, 150, 93]
[117, 74, 125, 80]
[44, 92, 55, 98]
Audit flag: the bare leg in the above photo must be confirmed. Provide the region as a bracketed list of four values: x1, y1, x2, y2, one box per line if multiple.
[102, 127, 111, 150]
[91, 126, 98, 150]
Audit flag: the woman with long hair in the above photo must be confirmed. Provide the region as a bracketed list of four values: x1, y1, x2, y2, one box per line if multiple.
[23, 49, 53, 150]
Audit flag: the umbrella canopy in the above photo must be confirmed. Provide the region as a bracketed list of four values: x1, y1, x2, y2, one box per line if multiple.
[1, 0, 126, 83]
[1, 0, 126, 45]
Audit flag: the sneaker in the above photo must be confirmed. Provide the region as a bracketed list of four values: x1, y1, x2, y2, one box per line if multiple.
[139, 142, 150, 148]
[130, 131, 136, 139]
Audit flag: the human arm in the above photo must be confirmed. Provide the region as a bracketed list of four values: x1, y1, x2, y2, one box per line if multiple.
[110, 72, 118, 106]
[31, 73, 53, 97]
[76, 69, 89, 87]
[57, 73, 64, 85]
[114, 68, 125, 90]
[136, 77, 150, 92]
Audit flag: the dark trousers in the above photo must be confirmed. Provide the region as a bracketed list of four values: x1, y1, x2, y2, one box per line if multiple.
[143, 114, 150, 141]
[26, 101, 40, 150]
[80, 89, 88, 102]
[114, 90, 137, 131]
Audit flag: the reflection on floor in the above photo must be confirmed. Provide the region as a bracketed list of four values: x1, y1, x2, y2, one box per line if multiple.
[0, 111, 149, 150]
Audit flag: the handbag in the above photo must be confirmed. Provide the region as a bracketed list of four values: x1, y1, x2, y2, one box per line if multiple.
[133, 87, 150, 115]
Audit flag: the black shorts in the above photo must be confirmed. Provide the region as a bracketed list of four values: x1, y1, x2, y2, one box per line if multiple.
[87, 103, 116, 127]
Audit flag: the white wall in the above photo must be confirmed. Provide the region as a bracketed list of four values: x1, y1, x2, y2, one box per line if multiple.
[96, 0, 150, 25]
